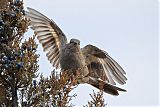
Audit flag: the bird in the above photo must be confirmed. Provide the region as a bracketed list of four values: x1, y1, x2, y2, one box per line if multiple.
[25, 7, 127, 96]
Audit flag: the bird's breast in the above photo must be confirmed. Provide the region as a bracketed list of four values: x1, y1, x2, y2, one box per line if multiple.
[60, 46, 89, 78]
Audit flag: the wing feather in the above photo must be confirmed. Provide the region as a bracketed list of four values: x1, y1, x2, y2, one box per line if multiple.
[82, 44, 127, 85]
[106, 54, 126, 74]
[26, 7, 68, 69]
[99, 59, 116, 85]
[103, 59, 125, 84]
[49, 50, 59, 61]
[104, 56, 127, 81]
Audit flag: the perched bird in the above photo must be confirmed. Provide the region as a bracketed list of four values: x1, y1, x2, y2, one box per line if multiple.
[25, 8, 127, 96]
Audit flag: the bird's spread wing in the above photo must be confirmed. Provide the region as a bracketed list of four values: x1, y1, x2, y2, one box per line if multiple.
[25, 7, 67, 69]
[82, 44, 127, 85]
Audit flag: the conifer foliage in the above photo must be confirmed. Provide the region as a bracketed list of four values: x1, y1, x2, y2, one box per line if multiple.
[0, 0, 39, 106]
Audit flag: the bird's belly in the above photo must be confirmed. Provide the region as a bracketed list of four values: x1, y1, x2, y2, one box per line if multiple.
[60, 51, 89, 80]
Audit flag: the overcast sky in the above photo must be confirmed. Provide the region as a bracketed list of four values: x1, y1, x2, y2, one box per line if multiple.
[24, 0, 159, 106]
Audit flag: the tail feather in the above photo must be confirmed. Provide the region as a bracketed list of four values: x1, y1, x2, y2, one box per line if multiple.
[89, 77, 126, 96]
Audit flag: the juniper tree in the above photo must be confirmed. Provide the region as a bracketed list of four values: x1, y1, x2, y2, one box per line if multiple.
[0, 0, 39, 106]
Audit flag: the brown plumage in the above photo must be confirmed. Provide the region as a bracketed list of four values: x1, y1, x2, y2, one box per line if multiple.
[25, 8, 127, 96]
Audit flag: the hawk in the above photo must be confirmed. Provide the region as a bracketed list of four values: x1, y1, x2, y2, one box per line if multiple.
[25, 8, 127, 96]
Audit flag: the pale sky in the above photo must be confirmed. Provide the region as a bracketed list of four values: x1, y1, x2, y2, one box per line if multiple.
[24, 0, 159, 106]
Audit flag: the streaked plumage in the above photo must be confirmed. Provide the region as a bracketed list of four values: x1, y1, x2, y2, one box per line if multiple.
[25, 8, 127, 95]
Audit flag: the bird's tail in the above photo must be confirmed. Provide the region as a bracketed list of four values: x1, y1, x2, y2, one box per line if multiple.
[89, 77, 126, 96]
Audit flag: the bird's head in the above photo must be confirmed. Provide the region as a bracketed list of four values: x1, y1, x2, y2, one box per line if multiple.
[70, 39, 80, 45]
